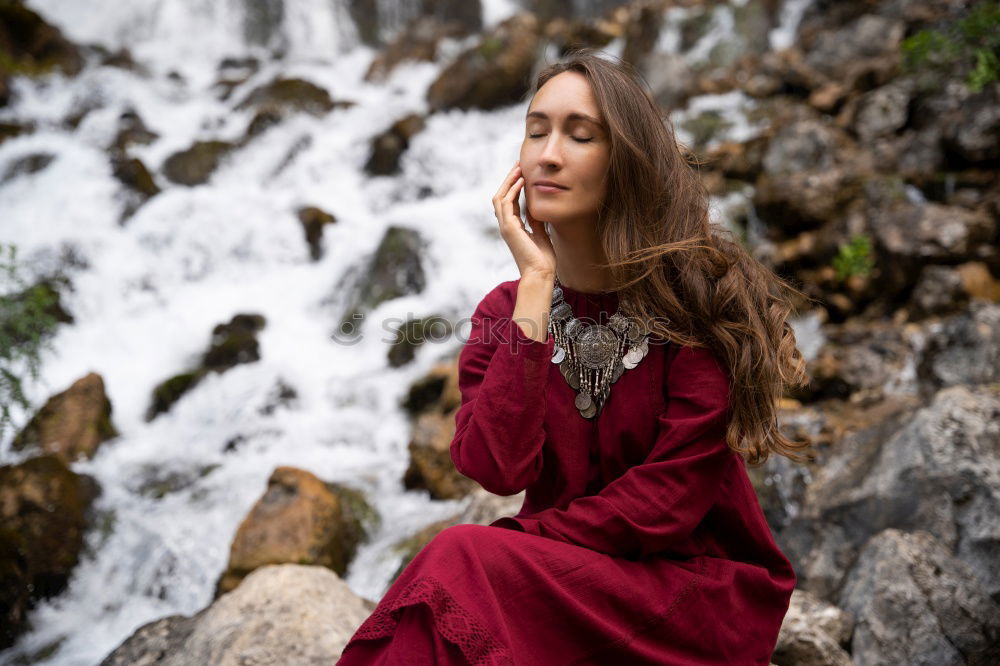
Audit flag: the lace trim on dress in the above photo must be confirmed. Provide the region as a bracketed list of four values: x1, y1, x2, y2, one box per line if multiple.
[350, 574, 514, 666]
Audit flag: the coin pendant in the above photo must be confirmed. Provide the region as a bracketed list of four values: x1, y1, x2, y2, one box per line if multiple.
[581, 402, 597, 418]
[551, 346, 566, 364]
[575, 392, 593, 411]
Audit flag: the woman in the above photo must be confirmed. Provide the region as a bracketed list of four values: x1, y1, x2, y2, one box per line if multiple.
[338, 48, 809, 665]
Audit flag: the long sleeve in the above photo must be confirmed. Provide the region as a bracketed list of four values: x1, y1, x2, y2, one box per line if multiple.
[491, 343, 738, 558]
[449, 282, 555, 496]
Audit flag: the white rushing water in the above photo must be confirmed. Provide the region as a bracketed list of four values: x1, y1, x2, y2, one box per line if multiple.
[0, 1, 813, 663]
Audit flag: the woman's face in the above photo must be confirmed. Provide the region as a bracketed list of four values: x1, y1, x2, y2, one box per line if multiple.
[520, 71, 611, 227]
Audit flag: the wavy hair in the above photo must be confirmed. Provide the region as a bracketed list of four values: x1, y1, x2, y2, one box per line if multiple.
[528, 48, 811, 465]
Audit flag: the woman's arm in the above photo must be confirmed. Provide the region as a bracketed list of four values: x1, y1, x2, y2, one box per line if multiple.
[449, 277, 555, 496]
[491, 344, 737, 558]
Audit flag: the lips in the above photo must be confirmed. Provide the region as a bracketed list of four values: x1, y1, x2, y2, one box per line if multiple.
[534, 180, 568, 190]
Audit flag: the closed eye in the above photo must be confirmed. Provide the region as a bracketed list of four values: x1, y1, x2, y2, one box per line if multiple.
[527, 133, 594, 143]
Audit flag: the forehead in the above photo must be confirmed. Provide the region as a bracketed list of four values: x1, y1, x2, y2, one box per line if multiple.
[527, 72, 604, 126]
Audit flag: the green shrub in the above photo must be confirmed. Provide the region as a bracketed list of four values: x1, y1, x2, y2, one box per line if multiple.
[832, 234, 875, 282]
[0, 243, 59, 440]
[901, 1, 1000, 92]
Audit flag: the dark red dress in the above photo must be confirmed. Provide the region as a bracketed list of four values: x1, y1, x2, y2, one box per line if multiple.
[337, 278, 796, 665]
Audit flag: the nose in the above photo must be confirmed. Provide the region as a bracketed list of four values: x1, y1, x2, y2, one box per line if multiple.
[538, 132, 564, 169]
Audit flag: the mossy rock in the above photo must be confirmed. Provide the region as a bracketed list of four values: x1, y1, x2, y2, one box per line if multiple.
[145, 369, 208, 422]
[326, 482, 381, 576]
[202, 313, 266, 371]
[387, 315, 452, 368]
[297, 205, 337, 261]
[111, 156, 160, 198]
[0, 455, 98, 650]
[387, 515, 459, 586]
[0, 1, 83, 80]
[162, 140, 236, 186]
[339, 226, 426, 330]
[235, 77, 336, 117]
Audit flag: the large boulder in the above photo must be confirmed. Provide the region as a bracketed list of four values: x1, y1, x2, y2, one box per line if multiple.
[838, 529, 1000, 665]
[426, 13, 542, 112]
[781, 383, 1000, 602]
[101, 564, 374, 666]
[214, 467, 376, 597]
[0, 0, 82, 107]
[772, 589, 853, 666]
[11, 372, 118, 463]
[0, 455, 100, 649]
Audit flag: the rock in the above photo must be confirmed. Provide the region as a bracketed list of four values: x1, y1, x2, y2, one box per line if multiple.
[146, 314, 267, 421]
[838, 529, 1000, 665]
[782, 384, 1000, 602]
[109, 108, 159, 153]
[403, 408, 476, 500]
[909, 264, 966, 319]
[202, 313, 267, 371]
[111, 155, 160, 223]
[0, 1, 83, 90]
[364, 15, 473, 83]
[387, 315, 452, 368]
[772, 589, 853, 666]
[235, 77, 338, 117]
[0, 455, 100, 650]
[336, 226, 426, 332]
[101, 564, 373, 666]
[853, 79, 913, 143]
[542, 15, 620, 59]
[940, 82, 1000, 165]
[145, 370, 208, 422]
[161, 140, 236, 186]
[401, 360, 460, 416]
[0, 120, 33, 144]
[801, 14, 904, 92]
[388, 487, 524, 586]
[297, 205, 337, 261]
[918, 302, 1000, 392]
[364, 112, 426, 176]
[11, 373, 118, 462]
[426, 13, 542, 112]
[1, 152, 54, 183]
[215, 468, 376, 597]
[873, 199, 995, 263]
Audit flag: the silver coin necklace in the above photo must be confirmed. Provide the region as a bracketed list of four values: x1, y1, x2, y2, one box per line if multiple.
[548, 278, 651, 419]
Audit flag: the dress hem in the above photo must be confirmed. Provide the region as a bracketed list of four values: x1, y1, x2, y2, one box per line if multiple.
[345, 574, 515, 666]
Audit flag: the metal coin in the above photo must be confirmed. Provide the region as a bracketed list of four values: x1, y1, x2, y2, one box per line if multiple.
[581, 402, 597, 418]
[552, 302, 572, 323]
[551, 346, 565, 364]
[551, 285, 563, 305]
[576, 324, 618, 369]
[574, 392, 593, 411]
[567, 368, 580, 389]
[608, 312, 628, 334]
[565, 318, 583, 339]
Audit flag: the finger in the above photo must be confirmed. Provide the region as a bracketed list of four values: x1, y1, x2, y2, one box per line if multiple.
[503, 177, 524, 224]
[493, 164, 522, 202]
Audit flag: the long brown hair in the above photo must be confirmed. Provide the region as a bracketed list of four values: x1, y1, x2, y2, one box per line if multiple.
[529, 48, 810, 465]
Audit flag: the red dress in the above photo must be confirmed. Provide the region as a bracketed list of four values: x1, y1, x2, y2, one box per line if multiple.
[337, 278, 796, 665]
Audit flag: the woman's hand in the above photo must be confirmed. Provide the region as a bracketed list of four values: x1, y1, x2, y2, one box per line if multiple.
[492, 162, 557, 279]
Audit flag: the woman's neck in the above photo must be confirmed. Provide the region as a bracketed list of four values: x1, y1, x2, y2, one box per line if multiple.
[548, 221, 616, 293]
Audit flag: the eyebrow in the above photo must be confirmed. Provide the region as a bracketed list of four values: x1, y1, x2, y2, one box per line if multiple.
[526, 110, 605, 129]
